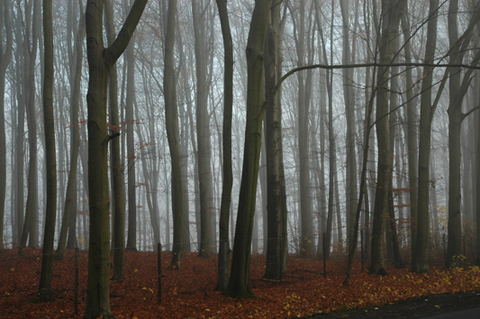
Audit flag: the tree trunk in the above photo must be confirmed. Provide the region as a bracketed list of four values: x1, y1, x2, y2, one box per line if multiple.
[444, 0, 480, 268]
[0, 0, 12, 252]
[413, 0, 439, 274]
[125, 18, 138, 251]
[192, 0, 215, 257]
[105, 0, 125, 281]
[84, 1, 147, 317]
[369, 0, 401, 276]
[477, 77, 480, 266]
[37, 0, 56, 301]
[56, 3, 85, 259]
[14, 8, 25, 245]
[226, 0, 270, 298]
[400, 3, 418, 263]
[339, 0, 358, 249]
[263, 0, 287, 280]
[19, 0, 40, 252]
[164, 0, 183, 269]
[215, 0, 233, 291]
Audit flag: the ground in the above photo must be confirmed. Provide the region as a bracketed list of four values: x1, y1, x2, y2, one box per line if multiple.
[0, 249, 479, 318]
[312, 291, 480, 318]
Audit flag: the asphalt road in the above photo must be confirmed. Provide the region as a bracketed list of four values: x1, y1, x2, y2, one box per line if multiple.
[308, 291, 480, 319]
[422, 307, 480, 319]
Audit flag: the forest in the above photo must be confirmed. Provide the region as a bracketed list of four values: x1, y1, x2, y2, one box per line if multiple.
[1, 0, 480, 318]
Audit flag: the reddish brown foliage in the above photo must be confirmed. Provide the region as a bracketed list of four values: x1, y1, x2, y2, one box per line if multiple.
[1, 249, 479, 318]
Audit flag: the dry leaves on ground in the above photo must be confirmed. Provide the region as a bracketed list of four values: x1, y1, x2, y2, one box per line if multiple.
[1, 249, 479, 318]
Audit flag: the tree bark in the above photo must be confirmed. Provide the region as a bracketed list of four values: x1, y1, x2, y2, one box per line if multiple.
[400, 2, 418, 263]
[37, 0, 56, 302]
[19, 0, 40, 252]
[56, 1, 85, 259]
[125, 3, 138, 250]
[164, 0, 183, 269]
[413, 0, 439, 274]
[215, 0, 233, 291]
[105, 0, 125, 281]
[84, 0, 147, 317]
[0, 0, 12, 252]
[445, 0, 480, 268]
[192, 0, 215, 257]
[369, 0, 401, 276]
[339, 0, 358, 249]
[264, 0, 288, 280]
[227, 0, 271, 298]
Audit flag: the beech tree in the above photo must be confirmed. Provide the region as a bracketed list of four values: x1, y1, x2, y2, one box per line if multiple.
[369, 0, 402, 275]
[445, 0, 480, 268]
[56, 0, 85, 259]
[37, 0, 56, 302]
[18, 0, 40, 252]
[411, 0, 440, 274]
[215, 0, 234, 291]
[263, 0, 288, 280]
[105, 0, 125, 281]
[84, 0, 148, 317]
[227, 0, 271, 298]
[192, 0, 215, 257]
[0, 0, 12, 252]
[164, 0, 184, 269]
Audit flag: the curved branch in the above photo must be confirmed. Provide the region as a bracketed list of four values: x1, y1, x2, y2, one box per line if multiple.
[104, 0, 148, 67]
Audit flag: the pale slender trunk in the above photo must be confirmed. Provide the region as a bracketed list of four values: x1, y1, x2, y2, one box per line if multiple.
[0, 0, 12, 252]
[57, 5, 85, 258]
[192, 0, 214, 257]
[400, 4, 418, 262]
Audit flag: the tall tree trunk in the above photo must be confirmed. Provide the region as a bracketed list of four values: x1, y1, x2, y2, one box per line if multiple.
[215, 0, 233, 290]
[38, 0, 56, 301]
[291, 1, 314, 257]
[105, 0, 125, 281]
[19, 0, 40, 252]
[192, 0, 214, 257]
[320, 0, 336, 259]
[0, 0, 12, 252]
[14, 8, 25, 245]
[477, 75, 480, 266]
[56, 2, 85, 259]
[339, 0, 358, 249]
[164, 0, 183, 269]
[264, 0, 287, 280]
[444, 0, 480, 268]
[413, 0, 439, 274]
[176, 28, 191, 252]
[84, 1, 147, 317]
[125, 13, 138, 251]
[369, 0, 401, 275]
[227, 0, 270, 298]
[400, 2, 418, 263]
[387, 35, 404, 269]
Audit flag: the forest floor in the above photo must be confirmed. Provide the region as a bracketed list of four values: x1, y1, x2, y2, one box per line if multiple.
[0, 249, 479, 318]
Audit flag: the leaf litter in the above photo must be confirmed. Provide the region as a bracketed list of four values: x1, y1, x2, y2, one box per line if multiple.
[0, 249, 479, 318]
